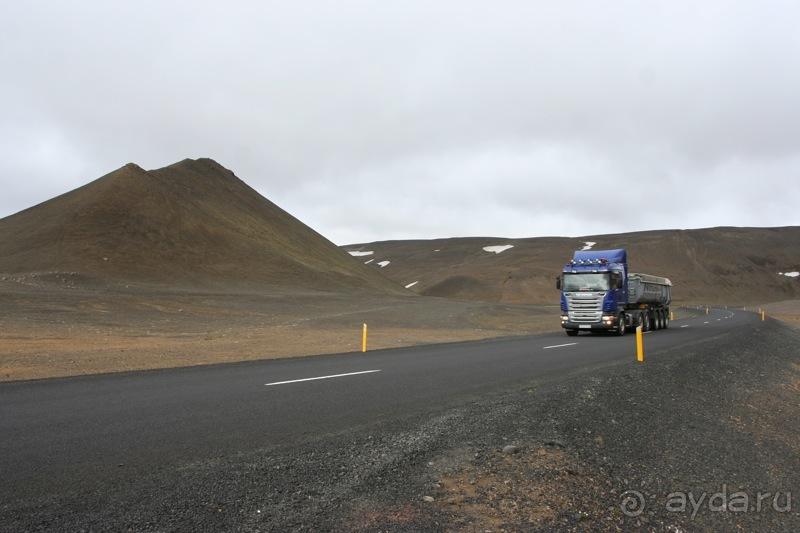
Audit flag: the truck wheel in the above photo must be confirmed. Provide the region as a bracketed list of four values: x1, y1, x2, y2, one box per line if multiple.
[642, 312, 651, 332]
[664, 311, 670, 329]
[616, 314, 627, 336]
[566, 329, 579, 337]
[655, 311, 663, 330]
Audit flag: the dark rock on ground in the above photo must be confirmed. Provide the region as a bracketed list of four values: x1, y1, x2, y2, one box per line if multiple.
[3, 319, 798, 532]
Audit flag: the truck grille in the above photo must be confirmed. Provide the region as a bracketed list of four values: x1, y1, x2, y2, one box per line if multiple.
[566, 293, 603, 323]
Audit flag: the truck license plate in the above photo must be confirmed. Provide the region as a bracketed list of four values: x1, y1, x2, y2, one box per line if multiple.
[579, 325, 591, 329]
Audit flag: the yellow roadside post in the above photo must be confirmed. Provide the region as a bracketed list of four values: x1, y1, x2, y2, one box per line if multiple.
[636, 325, 644, 362]
[706, 306, 709, 315]
[362, 323, 368, 352]
[762, 310, 766, 321]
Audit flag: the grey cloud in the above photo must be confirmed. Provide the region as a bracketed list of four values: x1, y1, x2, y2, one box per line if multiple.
[1, 1, 799, 244]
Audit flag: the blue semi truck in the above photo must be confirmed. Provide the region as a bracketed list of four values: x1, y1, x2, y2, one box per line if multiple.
[556, 248, 672, 336]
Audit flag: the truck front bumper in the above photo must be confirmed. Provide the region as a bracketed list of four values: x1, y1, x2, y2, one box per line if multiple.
[560, 314, 619, 331]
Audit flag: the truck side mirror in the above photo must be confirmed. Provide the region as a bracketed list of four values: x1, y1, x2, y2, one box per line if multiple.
[556, 276, 562, 290]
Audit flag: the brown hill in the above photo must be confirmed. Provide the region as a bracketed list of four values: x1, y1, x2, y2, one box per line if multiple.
[0, 158, 406, 294]
[344, 227, 800, 306]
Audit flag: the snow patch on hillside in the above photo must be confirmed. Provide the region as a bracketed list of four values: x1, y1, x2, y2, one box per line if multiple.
[377, 261, 390, 268]
[582, 242, 596, 250]
[348, 251, 374, 257]
[483, 245, 514, 254]
[405, 281, 419, 288]
[779, 271, 799, 278]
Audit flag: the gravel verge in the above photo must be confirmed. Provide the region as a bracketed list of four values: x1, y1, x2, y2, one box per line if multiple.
[0, 280, 559, 381]
[2, 318, 798, 532]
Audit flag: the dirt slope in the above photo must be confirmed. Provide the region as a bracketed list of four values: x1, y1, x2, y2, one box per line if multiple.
[1, 158, 798, 383]
[345, 227, 800, 306]
[0, 158, 405, 294]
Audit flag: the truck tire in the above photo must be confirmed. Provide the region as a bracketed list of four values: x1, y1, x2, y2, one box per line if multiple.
[642, 311, 651, 332]
[655, 311, 663, 330]
[566, 329, 579, 337]
[664, 311, 670, 329]
[616, 313, 627, 336]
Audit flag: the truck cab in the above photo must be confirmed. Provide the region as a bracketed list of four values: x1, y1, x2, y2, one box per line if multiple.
[557, 249, 628, 336]
[557, 248, 672, 336]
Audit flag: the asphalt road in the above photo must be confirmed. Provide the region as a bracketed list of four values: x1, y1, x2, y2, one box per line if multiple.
[0, 307, 758, 506]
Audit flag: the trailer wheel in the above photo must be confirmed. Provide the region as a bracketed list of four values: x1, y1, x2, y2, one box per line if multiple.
[663, 311, 670, 329]
[616, 313, 627, 336]
[566, 329, 579, 337]
[642, 311, 651, 332]
[655, 311, 663, 330]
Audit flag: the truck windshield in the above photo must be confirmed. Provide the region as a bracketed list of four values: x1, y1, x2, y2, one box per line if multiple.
[562, 273, 610, 291]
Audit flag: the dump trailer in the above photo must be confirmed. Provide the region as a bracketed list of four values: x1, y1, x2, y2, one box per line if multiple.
[556, 249, 672, 336]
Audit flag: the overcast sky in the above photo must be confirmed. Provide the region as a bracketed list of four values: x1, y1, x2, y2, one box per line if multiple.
[2, 1, 799, 245]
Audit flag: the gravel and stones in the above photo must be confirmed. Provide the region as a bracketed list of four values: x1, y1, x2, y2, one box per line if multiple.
[2, 319, 798, 532]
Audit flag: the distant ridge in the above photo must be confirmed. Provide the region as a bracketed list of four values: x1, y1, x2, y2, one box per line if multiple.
[0, 158, 406, 293]
[344, 227, 800, 306]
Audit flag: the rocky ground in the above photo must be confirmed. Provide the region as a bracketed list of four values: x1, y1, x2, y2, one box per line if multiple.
[2, 274, 799, 531]
[2, 275, 797, 384]
[762, 300, 800, 331]
[3, 310, 798, 532]
[0, 276, 558, 382]
[3, 157, 798, 530]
